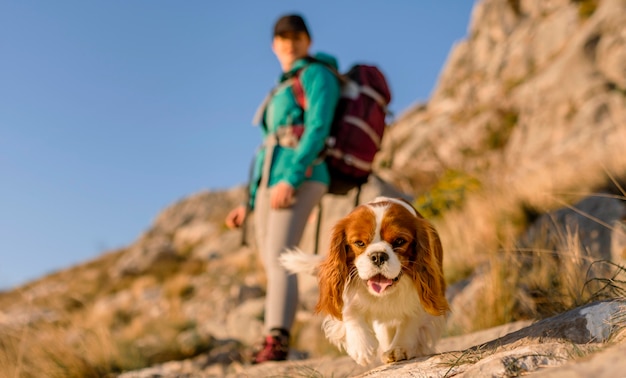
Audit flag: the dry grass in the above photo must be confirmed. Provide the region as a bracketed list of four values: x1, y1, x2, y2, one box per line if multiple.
[0, 290, 213, 377]
[0, 249, 219, 377]
[435, 154, 626, 331]
[0, 322, 122, 378]
[435, 185, 530, 286]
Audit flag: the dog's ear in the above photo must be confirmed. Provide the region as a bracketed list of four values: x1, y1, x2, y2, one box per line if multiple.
[411, 217, 450, 316]
[315, 219, 349, 320]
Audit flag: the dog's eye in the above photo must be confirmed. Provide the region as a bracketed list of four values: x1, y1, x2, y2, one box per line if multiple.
[353, 240, 365, 248]
[392, 238, 406, 248]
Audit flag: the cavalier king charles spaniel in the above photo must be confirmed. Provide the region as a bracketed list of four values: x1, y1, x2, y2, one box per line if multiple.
[280, 196, 449, 366]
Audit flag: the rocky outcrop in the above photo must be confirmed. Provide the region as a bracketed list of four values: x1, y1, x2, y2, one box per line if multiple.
[378, 0, 626, 202]
[521, 193, 626, 267]
[111, 189, 247, 278]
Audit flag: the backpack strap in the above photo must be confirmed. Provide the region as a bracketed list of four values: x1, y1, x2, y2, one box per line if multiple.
[291, 70, 307, 110]
[252, 78, 298, 126]
[291, 56, 345, 112]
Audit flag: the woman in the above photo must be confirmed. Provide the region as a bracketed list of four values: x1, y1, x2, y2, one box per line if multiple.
[225, 14, 340, 363]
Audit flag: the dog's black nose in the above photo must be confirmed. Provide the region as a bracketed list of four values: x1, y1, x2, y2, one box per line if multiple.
[370, 252, 388, 266]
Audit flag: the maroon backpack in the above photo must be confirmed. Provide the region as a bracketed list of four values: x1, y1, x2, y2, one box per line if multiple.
[292, 59, 392, 195]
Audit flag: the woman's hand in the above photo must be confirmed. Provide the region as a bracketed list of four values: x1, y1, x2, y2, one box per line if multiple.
[225, 205, 247, 229]
[270, 181, 295, 209]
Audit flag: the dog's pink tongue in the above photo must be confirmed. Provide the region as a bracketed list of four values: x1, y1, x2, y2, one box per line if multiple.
[368, 274, 394, 293]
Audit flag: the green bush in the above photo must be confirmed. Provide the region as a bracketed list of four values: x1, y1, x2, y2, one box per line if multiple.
[414, 170, 481, 219]
[576, 0, 598, 19]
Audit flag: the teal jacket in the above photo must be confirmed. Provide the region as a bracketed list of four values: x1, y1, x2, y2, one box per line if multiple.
[249, 53, 341, 209]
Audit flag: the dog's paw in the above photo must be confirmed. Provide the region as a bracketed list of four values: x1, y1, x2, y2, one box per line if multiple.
[347, 343, 377, 366]
[322, 317, 346, 349]
[344, 320, 378, 366]
[382, 347, 412, 363]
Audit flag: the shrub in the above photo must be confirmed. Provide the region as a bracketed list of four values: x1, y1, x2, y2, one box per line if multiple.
[414, 170, 482, 219]
[576, 0, 599, 20]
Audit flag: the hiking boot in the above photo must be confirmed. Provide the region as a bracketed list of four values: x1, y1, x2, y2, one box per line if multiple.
[252, 328, 290, 364]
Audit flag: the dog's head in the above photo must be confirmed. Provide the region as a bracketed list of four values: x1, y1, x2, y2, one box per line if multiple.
[316, 196, 449, 319]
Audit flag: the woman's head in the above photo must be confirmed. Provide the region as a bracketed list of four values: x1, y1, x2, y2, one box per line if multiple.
[272, 14, 312, 72]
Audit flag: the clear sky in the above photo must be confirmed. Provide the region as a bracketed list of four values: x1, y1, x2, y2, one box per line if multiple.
[0, 1, 475, 290]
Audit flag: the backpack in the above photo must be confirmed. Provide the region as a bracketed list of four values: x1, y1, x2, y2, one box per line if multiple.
[292, 58, 392, 195]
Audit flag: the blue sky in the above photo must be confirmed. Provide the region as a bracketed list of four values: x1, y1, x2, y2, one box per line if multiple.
[0, 1, 475, 289]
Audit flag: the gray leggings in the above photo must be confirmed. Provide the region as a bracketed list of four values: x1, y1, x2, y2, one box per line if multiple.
[254, 181, 327, 334]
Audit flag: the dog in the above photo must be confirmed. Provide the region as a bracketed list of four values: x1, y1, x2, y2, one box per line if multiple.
[280, 196, 449, 366]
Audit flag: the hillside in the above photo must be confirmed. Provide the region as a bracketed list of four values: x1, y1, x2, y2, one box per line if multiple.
[1, 0, 626, 377]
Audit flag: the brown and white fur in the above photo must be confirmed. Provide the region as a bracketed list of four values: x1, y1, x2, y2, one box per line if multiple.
[280, 196, 449, 366]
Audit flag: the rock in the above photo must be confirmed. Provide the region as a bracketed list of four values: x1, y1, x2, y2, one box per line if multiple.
[520, 194, 626, 276]
[377, 0, 626, 205]
[611, 218, 626, 265]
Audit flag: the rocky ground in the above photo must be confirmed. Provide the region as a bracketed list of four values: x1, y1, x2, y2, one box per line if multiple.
[119, 300, 626, 377]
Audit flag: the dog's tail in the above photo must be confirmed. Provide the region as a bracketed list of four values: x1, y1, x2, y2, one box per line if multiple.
[279, 248, 323, 276]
